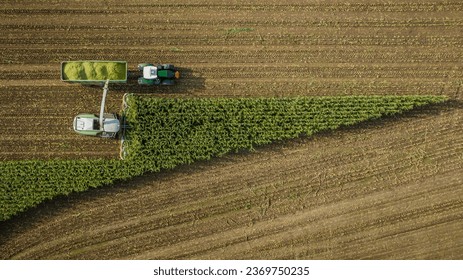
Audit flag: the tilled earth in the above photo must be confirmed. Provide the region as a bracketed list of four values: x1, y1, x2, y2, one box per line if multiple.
[0, 0, 462, 259]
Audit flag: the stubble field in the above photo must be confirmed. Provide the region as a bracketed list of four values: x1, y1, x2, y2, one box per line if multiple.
[0, 0, 462, 259]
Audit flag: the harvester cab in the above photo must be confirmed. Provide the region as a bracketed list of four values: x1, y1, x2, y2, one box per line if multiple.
[137, 63, 180, 86]
[72, 80, 121, 138]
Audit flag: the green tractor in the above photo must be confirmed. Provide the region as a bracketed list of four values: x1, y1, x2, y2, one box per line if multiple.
[137, 63, 180, 86]
[61, 61, 180, 87]
[73, 80, 120, 138]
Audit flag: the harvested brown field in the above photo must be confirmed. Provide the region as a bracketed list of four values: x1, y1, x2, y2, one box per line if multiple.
[0, 0, 462, 259]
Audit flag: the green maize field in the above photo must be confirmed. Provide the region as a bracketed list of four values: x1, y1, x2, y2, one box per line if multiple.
[0, 95, 447, 221]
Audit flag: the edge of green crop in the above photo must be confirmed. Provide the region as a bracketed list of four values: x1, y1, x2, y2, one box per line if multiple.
[0, 95, 449, 222]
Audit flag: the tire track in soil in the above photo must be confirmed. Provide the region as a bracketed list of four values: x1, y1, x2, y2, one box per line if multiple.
[0, 0, 462, 259]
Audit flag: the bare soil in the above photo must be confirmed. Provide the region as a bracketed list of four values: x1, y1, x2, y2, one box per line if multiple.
[0, 0, 462, 259]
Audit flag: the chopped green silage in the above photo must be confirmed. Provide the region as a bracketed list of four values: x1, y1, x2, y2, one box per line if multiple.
[63, 62, 126, 81]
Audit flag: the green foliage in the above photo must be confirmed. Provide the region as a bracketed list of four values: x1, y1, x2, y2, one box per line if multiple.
[124, 95, 447, 172]
[0, 160, 144, 221]
[0, 95, 447, 221]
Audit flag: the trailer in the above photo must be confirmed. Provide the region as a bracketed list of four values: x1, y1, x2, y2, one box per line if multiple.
[61, 60, 180, 86]
[61, 61, 128, 85]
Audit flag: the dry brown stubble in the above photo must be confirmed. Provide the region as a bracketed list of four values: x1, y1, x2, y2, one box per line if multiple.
[0, 0, 462, 259]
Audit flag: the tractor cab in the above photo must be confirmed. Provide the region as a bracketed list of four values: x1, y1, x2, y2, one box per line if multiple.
[138, 63, 180, 85]
[143, 66, 158, 79]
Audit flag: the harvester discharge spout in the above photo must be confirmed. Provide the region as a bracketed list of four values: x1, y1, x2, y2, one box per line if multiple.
[99, 79, 110, 129]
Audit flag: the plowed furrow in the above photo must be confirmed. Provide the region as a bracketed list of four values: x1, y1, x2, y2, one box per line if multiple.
[1, 0, 462, 260]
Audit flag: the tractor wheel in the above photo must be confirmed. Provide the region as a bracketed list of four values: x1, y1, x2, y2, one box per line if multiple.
[162, 64, 175, 70]
[161, 79, 175, 86]
[138, 63, 152, 71]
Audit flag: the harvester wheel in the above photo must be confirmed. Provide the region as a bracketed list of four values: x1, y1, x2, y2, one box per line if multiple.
[156, 64, 164, 70]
